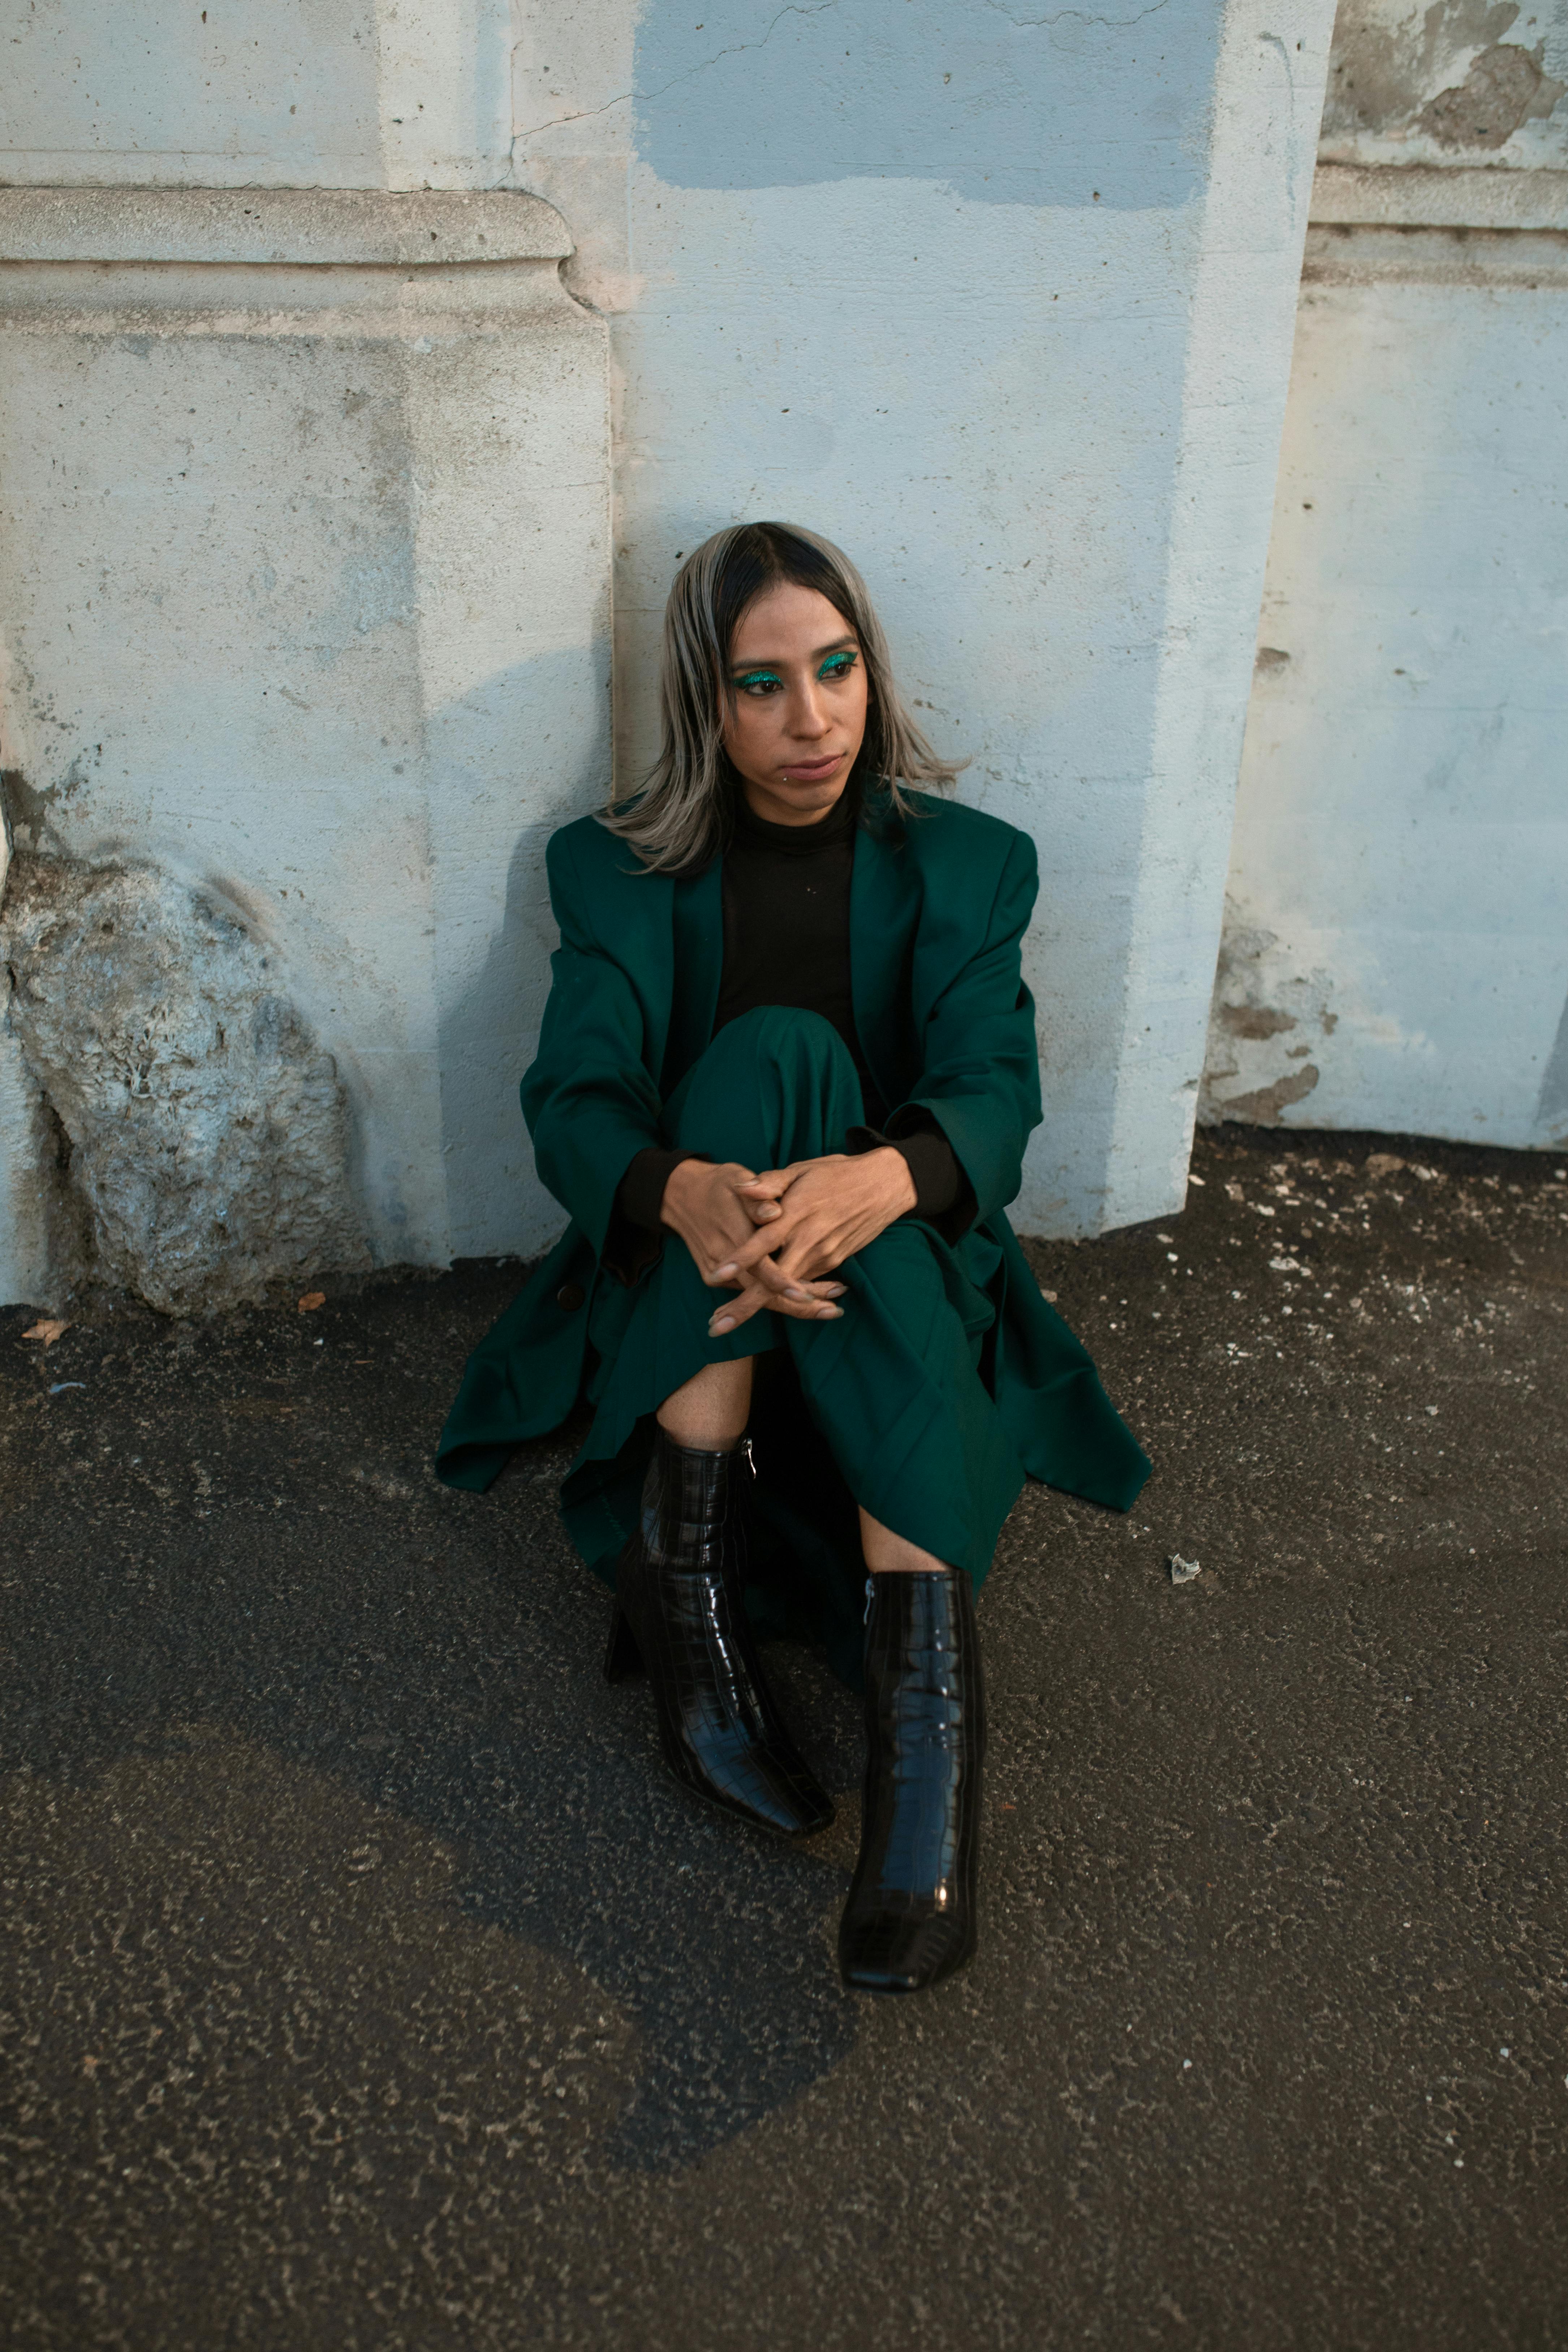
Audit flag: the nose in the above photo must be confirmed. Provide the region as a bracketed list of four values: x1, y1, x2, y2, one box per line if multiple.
[787, 676, 833, 740]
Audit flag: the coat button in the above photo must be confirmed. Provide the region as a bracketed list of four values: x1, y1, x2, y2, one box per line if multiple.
[556, 1280, 585, 1313]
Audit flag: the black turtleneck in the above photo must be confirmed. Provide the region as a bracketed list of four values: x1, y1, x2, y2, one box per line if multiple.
[611, 783, 966, 1253]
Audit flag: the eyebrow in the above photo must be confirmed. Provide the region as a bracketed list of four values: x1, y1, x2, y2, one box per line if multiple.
[729, 636, 859, 671]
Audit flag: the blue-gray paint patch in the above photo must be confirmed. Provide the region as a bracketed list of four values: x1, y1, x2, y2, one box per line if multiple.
[633, 0, 1218, 208]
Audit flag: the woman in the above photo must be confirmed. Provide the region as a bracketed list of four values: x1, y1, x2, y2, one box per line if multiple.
[436, 522, 1150, 1995]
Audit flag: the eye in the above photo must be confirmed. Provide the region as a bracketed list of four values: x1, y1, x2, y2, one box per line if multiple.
[734, 669, 783, 696]
[818, 651, 858, 682]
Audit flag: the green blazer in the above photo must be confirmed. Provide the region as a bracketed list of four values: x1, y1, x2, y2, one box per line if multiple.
[435, 788, 1150, 1512]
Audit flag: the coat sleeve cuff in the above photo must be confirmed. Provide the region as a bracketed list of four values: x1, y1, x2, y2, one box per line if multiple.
[600, 1148, 708, 1285]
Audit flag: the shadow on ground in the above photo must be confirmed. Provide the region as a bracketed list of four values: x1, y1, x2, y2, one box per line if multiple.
[2, 1125, 1566, 2349]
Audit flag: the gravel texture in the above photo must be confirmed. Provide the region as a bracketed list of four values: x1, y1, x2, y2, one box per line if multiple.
[3, 1122, 1565, 2349]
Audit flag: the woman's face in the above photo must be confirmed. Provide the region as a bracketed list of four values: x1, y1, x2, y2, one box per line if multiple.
[721, 582, 869, 826]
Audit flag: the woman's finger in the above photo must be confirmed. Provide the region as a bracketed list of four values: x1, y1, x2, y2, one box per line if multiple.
[712, 1226, 795, 1281]
[707, 1283, 769, 1334]
[736, 1162, 809, 1199]
[710, 1287, 844, 1336]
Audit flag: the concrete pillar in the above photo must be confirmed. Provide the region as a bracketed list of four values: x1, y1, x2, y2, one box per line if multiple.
[0, 189, 609, 1309]
[1203, 0, 1568, 1150]
[515, 0, 1337, 1235]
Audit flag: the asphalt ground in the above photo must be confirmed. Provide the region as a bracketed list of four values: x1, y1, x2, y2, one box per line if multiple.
[3, 1122, 1566, 2351]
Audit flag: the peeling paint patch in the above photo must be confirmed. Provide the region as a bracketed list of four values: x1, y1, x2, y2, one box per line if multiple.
[1, 852, 369, 1315]
[1418, 42, 1566, 146]
[1201, 898, 1341, 1130]
[1218, 1003, 1297, 1039]
[1319, 0, 1568, 165]
[1212, 1064, 1322, 1124]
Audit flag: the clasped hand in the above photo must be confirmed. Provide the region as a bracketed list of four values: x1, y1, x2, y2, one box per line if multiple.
[659, 1149, 917, 1336]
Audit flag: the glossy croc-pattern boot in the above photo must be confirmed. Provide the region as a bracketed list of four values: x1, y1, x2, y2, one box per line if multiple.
[839, 1568, 986, 1994]
[606, 1426, 835, 1839]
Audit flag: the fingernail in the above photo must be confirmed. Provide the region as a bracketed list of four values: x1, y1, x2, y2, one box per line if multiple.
[710, 1317, 735, 1335]
[714, 1263, 737, 1281]
[786, 1287, 811, 1301]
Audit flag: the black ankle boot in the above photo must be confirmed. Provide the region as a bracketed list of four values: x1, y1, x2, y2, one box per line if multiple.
[605, 1427, 834, 1838]
[839, 1568, 985, 1993]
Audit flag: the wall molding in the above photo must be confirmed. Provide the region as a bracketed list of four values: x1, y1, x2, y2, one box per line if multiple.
[1310, 163, 1568, 233]
[0, 186, 571, 267]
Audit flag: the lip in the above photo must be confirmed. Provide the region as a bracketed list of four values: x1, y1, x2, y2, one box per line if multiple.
[778, 753, 845, 781]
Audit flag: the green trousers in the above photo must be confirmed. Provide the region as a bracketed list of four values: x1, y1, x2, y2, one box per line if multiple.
[560, 1006, 1026, 1685]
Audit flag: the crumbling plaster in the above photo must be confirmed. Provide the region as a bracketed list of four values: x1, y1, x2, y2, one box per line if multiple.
[1319, 0, 1568, 169]
[1, 853, 369, 1315]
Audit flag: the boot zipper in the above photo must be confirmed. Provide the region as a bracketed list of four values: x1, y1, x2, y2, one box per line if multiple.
[864, 1575, 876, 1624]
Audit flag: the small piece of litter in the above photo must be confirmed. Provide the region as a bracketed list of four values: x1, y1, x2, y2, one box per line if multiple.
[1500, 2047, 1509, 2057]
[1186, 1173, 1205, 1186]
[1168, 1555, 1201, 1585]
[49, 1381, 86, 1395]
[298, 1292, 326, 1313]
[1182, 2059, 1192, 2069]
[23, 1318, 70, 1346]
[1041, 1288, 1058, 1303]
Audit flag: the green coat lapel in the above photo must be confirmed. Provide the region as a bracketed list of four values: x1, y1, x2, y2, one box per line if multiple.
[850, 804, 921, 1112]
[665, 856, 724, 1090]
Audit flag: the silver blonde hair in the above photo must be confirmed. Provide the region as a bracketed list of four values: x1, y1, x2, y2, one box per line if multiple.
[600, 522, 965, 875]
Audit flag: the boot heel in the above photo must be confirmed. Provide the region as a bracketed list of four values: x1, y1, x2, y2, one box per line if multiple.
[603, 1601, 643, 1682]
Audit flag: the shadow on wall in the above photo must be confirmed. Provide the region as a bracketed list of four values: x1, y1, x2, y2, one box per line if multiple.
[428, 642, 614, 1267]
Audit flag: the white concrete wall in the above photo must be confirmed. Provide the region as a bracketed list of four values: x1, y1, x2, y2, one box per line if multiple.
[515, 0, 1337, 1236]
[1, 0, 1340, 1308]
[1204, 0, 1568, 1148]
[0, 1, 512, 191]
[0, 190, 609, 1307]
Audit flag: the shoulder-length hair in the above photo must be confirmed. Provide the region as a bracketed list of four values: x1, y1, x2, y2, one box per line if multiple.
[599, 521, 965, 875]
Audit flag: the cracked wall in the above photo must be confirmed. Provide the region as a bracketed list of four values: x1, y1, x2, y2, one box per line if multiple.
[1, 850, 369, 1315]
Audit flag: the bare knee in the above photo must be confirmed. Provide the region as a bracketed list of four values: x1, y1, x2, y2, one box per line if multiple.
[656, 1357, 754, 1449]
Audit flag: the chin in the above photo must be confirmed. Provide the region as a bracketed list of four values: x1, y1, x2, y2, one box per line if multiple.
[779, 770, 847, 802]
